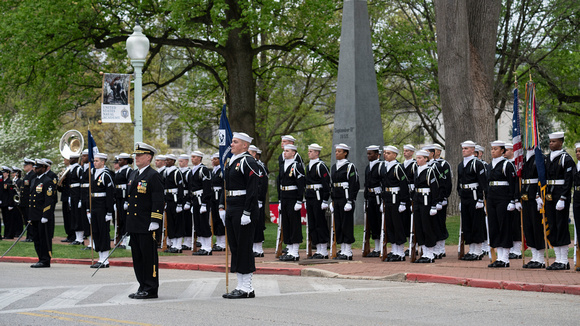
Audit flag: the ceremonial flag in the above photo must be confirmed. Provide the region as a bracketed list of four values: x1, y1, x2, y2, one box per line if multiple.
[512, 88, 523, 177]
[218, 104, 233, 171]
[87, 130, 99, 168]
[524, 81, 546, 186]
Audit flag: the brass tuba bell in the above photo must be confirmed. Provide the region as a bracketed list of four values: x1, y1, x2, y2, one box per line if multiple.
[59, 130, 84, 160]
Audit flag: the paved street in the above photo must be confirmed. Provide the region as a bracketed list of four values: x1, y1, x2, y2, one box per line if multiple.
[1, 263, 579, 325]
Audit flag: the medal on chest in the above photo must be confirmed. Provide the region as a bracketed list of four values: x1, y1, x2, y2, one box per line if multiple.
[137, 180, 147, 194]
[36, 184, 43, 193]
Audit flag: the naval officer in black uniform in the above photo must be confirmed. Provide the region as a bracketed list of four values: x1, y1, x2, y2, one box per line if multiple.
[28, 159, 55, 268]
[221, 132, 261, 299]
[126, 142, 164, 299]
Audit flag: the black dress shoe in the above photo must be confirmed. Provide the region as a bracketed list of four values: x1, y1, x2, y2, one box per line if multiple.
[81, 246, 92, 251]
[131, 291, 158, 299]
[253, 252, 264, 257]
[192, 249, 212, 256]
[279, 254, 299, 261]
[182, 245, 192, 251]
[311, 253, 329, 259]
[118, 245, 126, 249]
[223, 289, 255, 299]
[61, 238, 73, 243]
[461, 253, 479, 261]
[69, 241, 83, 245]
[547, 262, 566, 270]
[195, 241, 202, 248]
[525, 261, 545, 269]
[404, 249, 409, 257]
[386, 252, 394, 259]
[576, 266, 580, 272]
[23, 238, 33, 242]
[368, 251, 380, 258]
[414, 257, 434, 263]
[387, 255, 405, 262]
[333, 253, 353, 261]
[164, 247, 182, 253]
[488, 260, 510, 268]
[509, 253, 522, 259]
[128, 292, 137, 298]
[213, 244, 225, 252]
[30, 262, 50, 268]
[90, 262, 109, 269]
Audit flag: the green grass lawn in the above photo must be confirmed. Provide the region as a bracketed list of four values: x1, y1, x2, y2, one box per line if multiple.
[1, 215, 576, 259]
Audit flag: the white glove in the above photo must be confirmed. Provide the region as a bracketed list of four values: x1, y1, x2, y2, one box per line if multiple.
[536, 197, 543, 211]
[41, 217, 48, 223]
[68, 197, 71, 207]
[294, 202, 302, 211]
[87, 212, 91, 223]
[429, 207, 437, 216]
[556, 199, 565, 211]
[515, 202, 522, 211]
[321, 202, 329, 210]
[507, 202, 516, 211]
[105, 213, 113, 222]
[379, 203, 383, 213]
[409, 184, 415, 191]
[148, 222, 159, 231]
[344, 202, 352, 211]
[124, 201, 129, 210]
[8, 206, 13, 211]
[241, 213, 251, 225]
[436, 203, 443, 210]
[176, 204, 183, 213]
[442, 199, 448, 206]
[373, 187, 382, 193]
[475, 201, 484, 209]
[200, 204, 207, 214]
[78, 201, 82, 208]
[329, 202, 334, 213]
[184, 202, 191, 211]
[219, 209, 226, 225]
[258, 200, 263, 209]
[459, 203, 461, 212]
[398, 203, 406, 213]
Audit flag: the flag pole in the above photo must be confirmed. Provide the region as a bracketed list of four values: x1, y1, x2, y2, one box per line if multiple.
[88, 127, 95, 265]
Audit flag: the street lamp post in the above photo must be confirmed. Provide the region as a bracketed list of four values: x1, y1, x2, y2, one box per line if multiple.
[126, 23, 150, 145]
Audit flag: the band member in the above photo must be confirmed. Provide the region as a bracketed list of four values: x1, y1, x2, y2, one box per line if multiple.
[163, 154, 185, 253]
[89, 153, 115, 268]
[210, 153, 226, 251]
[402, 144, 417, 255]
[248, 145, 268, 257]
[486, 141, 517, 268]
[1, 166, 14, 239]
[22, 158, 36, 242]
[57, 157, 74, 243]
[11, 166, 24, 237]
[80, 149, 92, 250]
[413, 150, 443, 263]
[66, 154, 84, 245]
[177, 154, 193, 250]
[573, 143, 580, 272]
[221, 132, 261, 299]
[504, 142, 522, 259]
[305, 143, 331, 259]
[190, 151, 213, 255]
[545, 131, 574, 270]
[363, 145, 382, 257]
[28, 159, 55, 268]
[126, 142, 164, 299]
[381, 145, 410, 261]
[431, 144, 452, 258]
[278, 144, 305, 261]
[330, 143, 360, 260]
[114, 153, 133, 248]
[521, 148, 546, 268]
[457, 141, 487, 260]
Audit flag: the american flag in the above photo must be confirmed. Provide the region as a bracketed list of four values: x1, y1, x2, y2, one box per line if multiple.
[512, 88, 523, 177]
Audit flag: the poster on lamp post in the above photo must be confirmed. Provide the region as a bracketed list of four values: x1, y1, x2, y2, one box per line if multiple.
[101, 73, 132, 123]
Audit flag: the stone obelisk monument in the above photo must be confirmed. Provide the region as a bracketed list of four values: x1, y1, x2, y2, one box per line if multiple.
[332, 0, 384, 225]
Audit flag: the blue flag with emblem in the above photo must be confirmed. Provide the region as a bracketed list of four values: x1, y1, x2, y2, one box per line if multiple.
[218, 104, 233, 171]
[87, 130, 99, 168]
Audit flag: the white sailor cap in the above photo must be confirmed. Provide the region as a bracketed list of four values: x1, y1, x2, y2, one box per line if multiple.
[366, 145, 380, 151]
[548, 131, 565, 140]
[1, 166, 12, 172]
[34, 159, 49, 167]
[490, 140, 506, 147]
[248, 145, 260, 152]
[461, 140, 476, 148]
[12, 166, 21, 172]
[284, 144, 297, 151]
[233, 132, 253, 143]
[403, 144, 416, 151]
[308, 143, 323, 151]
[134, 142, 158, 156]
[383, 145, 399, 154]
[23, 157, 35, 165]
[69, 153, 80, 159]
[475, 145, 485, 152]
[432, 144, 443, 151]
[575, 143, 580, 149]
[416, 150, 430, 157]
[256, 148, 262, 154]
[155, 155, 167, 161]
[94, 153, 108, 160]
[281, 135, 296, 142]
[190, 151, 204, 158]
[42, 158, 53, 165]
[335, 143, 351, 151]
[118, 153, 131, 159]
[504, 142, 513, 149]
[165, 154, 177, 161]
[422, 144, 435, 150]
[178, 154, 189, 160]
[82, 149, 89, 155]
[211, 153, 220, 159]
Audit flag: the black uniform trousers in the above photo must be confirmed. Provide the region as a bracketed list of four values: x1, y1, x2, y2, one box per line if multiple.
[62, 200, 74, 240]
[460, 197, 486, 244]
[193, 201, 211, 238]
[91, 204, 111, 252]
[12, 207, 24, 236]
[510, 209, 521, 243]
[32, 220, 53, 265]
[1, 207, 13, 237]
[210, 199, 225, 236]
[183, 208, 193, 238]
[25, 207, 35, 240]
[225, 197, 256, 274]
[403, 202, 412, 238]
[522, 199, 545, 250]
[253, 204, 265, 243]
[281, 199, 303, 244]
[129, 232, 159, 295]
[306, 198, 329, 245]
[166, 201, 185, 238]
[544, 199, 571, 247]
[436, 205, 449, 241]
[367, 198, 381, 240]
[487, 197, 512, 248]
[333, 197, 355, 244]
[415, 203, 436, 247]
[385, 203, 406, 245]
[70, 197, 83, 231]
[115, 198, 127, 239]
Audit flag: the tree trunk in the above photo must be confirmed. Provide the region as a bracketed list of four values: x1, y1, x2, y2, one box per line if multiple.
[434, 0, 501, 214]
